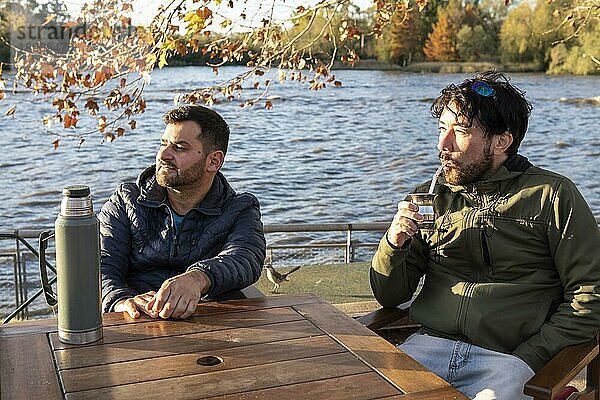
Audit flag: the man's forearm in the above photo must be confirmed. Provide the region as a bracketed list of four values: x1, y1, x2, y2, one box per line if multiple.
[370, 235, 421, 308]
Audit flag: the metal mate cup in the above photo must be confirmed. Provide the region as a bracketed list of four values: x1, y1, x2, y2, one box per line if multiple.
[408, 193, 436, 229]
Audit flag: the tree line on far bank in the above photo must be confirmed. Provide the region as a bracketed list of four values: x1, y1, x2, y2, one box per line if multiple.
[372, 0, 598, 75]
[165, 0, 598, 74]
[1, 0, 598, 75]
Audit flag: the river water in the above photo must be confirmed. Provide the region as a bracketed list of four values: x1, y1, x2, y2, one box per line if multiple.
[2, 67, 599, 228]
[0, 68, 599, 315]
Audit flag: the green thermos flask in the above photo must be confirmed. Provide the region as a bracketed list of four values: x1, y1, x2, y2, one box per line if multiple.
[53, 185, 103, 344]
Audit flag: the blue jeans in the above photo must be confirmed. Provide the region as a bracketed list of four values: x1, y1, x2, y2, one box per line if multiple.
[399, 333, 535, 400]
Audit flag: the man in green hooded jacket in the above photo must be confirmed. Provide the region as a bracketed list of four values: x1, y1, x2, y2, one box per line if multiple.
[371, 71, 600, 399]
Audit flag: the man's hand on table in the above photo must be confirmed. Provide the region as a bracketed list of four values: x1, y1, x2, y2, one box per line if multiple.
[148, 269, 211, 319]
[114, 292, 159, 319]
[114, 270, 211, 320]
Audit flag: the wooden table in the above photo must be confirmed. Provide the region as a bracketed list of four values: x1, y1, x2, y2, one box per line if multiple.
[1, 294, 467, 399]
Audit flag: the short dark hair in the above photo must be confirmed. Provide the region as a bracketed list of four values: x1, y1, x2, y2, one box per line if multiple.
[430, 70, 533, 156]
[162, 105, 230, 155]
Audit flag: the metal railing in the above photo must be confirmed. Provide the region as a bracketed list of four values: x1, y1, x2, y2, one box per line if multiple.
[3, 217, 599, 323]
[265, 222, 388, 264]
[0, 222, 389, 323]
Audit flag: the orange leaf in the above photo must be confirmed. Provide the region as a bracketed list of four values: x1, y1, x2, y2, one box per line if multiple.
[42, 14, 56, 26]
[85, 98, 99, 114]
[63, 114, 78, 128]
[416, 0, 428, 11]
[120, 16, 132, 27]
[41, 63, 54, 77]
[116, 127, 125, 137]
[63, 21, 78, 29]
[98, 116, 108, 132]
[52, 139, 60, 150]
[265, 100, 273, 110]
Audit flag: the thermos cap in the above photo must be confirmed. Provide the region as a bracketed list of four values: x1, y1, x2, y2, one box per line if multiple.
[63, 185, 91, 198]
[60, 185, 93, 217]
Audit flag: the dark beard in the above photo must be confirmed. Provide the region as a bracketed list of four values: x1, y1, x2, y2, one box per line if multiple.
[439, 146, 494, 186]
[156, 157, 206, 189]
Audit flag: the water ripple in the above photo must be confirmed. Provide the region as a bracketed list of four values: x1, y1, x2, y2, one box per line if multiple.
[1, 68, 598, 233]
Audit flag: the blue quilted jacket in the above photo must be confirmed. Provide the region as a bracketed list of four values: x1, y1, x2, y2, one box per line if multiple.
[99, 165, 266, 312]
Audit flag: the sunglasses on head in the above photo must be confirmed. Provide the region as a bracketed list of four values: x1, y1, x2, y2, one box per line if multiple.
[471, 81, 496, 97]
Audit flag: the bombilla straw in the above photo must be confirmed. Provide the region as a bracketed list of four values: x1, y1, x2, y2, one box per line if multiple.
[428, 165, 444, 195]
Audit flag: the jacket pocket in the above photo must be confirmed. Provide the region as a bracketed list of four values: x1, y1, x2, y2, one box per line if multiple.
[462, 283, 555, 352]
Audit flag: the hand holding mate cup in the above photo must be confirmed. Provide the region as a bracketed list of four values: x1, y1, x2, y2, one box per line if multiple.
[387, 193, 436, 248]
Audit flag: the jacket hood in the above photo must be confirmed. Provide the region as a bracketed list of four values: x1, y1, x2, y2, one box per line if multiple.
[440, 153, 533, 194]
[136, 165, 236, 215]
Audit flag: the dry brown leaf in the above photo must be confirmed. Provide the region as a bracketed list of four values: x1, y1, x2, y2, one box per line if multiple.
[42, 14, 57, 26]
[63, 114, 78, 128]
[98, 116, 108, 132]
[5, 105, 16, 116]
[52, 139, 60, 150]
[63, 21, 78, 29]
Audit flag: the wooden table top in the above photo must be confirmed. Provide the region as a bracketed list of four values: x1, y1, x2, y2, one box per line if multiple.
[1, 294, 467, 400]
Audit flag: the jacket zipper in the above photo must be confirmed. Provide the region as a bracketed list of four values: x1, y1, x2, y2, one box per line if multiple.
[480, 227, 493, 275]
[172, 234, 178, 258]
[464, 210, 479, 279]
[168, 206, 178, 260]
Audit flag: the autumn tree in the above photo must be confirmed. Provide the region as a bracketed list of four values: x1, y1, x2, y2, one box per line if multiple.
[547, 1, 600, 74]
[500, 0, 588, 69]
[500, 2, 537, 64]
[456, 0, 503, 62]
[423, 0, 464, 61]
[375, 5, 423, 65]
[456, 25, 496, 61]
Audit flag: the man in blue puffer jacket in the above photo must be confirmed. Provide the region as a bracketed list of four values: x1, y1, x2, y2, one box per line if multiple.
[100, 105, 266, 319]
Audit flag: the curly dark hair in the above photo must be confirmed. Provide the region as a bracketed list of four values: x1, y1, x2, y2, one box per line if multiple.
[430, 70, 533, 156]
[162, 105, 230, 155]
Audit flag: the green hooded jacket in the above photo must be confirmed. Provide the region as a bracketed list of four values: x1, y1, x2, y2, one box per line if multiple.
[370, 154, 600, 372]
